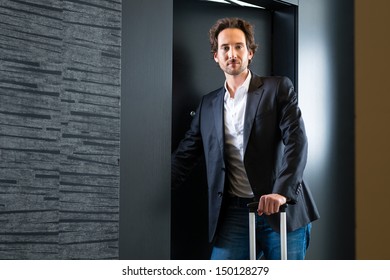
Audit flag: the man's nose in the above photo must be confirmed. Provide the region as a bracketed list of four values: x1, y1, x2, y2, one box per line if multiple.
[228, 49, 237, 59]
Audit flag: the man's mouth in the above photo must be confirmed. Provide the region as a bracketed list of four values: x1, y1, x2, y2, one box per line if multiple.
[228, 59, 239, 66]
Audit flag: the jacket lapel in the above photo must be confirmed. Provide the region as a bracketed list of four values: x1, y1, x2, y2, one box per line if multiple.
[243, 74, 264, 154]
[212, 88, 225, 155]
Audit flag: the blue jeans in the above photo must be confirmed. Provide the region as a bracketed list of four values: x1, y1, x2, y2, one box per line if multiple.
[210, 198, 311, 260]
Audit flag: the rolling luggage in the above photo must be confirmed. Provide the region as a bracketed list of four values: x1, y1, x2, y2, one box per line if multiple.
[247, 202, 288, 260]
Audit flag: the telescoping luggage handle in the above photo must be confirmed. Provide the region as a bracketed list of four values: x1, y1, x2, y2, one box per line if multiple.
[247, 202, 288, 260]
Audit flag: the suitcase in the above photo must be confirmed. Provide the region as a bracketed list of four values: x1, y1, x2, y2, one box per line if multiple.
[247, 202, 288, 260]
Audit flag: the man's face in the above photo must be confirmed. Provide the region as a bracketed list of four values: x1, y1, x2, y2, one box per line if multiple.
[214, 28, 253, 76]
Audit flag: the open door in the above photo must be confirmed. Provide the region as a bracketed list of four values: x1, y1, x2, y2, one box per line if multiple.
[171, 0, 298, 259]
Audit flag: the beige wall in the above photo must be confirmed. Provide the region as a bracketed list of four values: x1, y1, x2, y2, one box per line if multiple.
[355, 0, 390, 259]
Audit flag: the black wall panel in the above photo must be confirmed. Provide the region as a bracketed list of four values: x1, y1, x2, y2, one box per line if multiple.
[0, 0, 121, 259]
[119, 0, 172, 259]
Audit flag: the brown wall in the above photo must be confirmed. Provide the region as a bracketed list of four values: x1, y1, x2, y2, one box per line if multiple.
[355, 0, 390, 259]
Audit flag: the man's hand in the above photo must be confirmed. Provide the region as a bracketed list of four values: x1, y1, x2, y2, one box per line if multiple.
[257, 194, 287, 216]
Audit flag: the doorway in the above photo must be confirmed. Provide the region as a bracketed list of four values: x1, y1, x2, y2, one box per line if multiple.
[171, 0, 298, 259]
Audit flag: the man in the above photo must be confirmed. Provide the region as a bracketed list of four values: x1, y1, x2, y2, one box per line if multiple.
[172, 17, 319, 260]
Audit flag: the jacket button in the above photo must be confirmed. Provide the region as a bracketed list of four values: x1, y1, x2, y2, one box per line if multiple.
[295, 183, 302, 194]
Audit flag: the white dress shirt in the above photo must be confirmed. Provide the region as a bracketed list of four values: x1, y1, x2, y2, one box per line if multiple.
[223, 72, 254, 198]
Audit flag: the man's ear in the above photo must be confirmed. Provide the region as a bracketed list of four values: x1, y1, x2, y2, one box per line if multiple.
[248, 49, 254, 60]
[213, 52, 218, 63]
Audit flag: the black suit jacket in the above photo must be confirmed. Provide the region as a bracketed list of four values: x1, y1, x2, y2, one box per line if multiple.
[172, 73, 320, 242]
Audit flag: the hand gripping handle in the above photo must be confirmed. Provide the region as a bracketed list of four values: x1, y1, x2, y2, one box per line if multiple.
[247, 201, 288, 213]
[247, 201, 288, 260]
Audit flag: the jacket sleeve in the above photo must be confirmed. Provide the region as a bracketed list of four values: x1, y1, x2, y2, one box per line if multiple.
[171, 98, 204, 190]
[273, 77, 308, 204]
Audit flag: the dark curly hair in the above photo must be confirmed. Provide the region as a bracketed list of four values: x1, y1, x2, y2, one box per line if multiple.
[209, 17, 258, 56]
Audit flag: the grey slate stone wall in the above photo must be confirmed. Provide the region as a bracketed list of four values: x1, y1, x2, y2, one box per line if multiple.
[0, 0, 121, 259]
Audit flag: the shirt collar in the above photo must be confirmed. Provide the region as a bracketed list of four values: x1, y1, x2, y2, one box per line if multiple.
[224, 71, 252, 102]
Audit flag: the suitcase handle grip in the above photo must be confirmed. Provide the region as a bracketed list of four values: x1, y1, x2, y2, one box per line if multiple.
[247, 201, 287, 213]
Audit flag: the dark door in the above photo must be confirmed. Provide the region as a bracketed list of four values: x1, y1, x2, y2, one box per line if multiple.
[171, 0, 297, 259]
